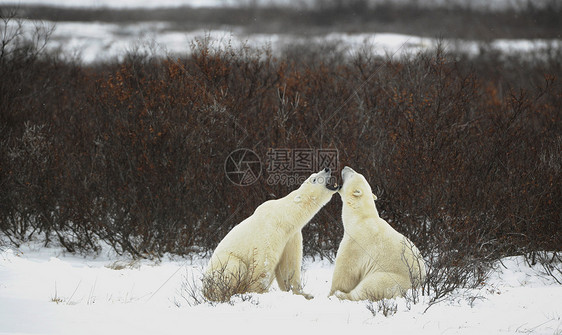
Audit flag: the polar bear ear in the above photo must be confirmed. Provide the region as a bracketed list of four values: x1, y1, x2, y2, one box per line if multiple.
[293, 195, 302, 203]
[352, 189, 363, 197]
[372, 193, 378, 201]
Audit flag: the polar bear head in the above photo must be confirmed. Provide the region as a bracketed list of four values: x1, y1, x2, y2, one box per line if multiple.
[338, 166, 379, 217]
[293, 168, 340, 208]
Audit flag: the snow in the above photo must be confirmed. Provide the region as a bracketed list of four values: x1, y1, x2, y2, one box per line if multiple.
[6, 19, 560, 64]
[1, 243, 561, 335]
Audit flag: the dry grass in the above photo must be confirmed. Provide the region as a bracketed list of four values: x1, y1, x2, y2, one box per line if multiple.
[178, 263, 261, 306]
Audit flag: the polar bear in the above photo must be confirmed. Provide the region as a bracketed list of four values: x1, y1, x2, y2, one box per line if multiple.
[203, 168, 339, 302]
[329, 166, 426, 301]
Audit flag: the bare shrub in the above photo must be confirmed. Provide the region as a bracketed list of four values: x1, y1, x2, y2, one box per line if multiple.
[178, 264, 260, 306]
[422, 247, 491, 309]
[526, 251, 562, 285]
[366, 298, 398, 318]
[201, 261, 254, 303]
[400, 239, 426, 305]
[0, 13, 560, 272]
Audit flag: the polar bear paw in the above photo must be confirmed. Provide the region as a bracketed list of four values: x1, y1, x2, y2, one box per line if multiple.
[294, 290, 314, 300]
[334, 290, 350, 300]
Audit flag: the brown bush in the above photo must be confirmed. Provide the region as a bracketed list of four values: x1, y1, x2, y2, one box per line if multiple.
[1, 17, 560, 263]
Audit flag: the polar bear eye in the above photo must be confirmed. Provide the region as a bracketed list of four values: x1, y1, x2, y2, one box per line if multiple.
[352, 189, 363, 197]
[311, 177, 317, 184]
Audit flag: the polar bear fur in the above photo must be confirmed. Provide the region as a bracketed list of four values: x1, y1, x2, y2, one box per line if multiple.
[203, 168, 339, 301]
[329, 166, 426, 301]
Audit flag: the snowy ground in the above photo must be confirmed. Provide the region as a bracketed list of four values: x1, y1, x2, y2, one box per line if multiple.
[1, 242, 561, 335]
[6, 19, 560, 64]
[2, 0, 560, 63]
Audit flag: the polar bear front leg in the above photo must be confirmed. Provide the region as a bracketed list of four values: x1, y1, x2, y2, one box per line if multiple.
[329, 262, 359, 297]
[329, 243, 361, 297]
[275, 231, 313, 299]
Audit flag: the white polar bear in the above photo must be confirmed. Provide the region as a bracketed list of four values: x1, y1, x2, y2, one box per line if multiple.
[203, 168, 339, 301]
[329, 166, 426, 301]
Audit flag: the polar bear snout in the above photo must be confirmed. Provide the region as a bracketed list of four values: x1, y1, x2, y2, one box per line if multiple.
[325, 179, 340, 191]
[339, 166, 358, 192]
[317, 168, 340, 191]
[341, 166, 356, 184]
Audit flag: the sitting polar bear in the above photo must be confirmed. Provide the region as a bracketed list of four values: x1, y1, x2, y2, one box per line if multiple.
[204, 168, 339, 301]
[329, 166, 426, 301]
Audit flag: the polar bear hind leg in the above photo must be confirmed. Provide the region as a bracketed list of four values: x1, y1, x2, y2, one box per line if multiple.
[335, 272, 410, 301]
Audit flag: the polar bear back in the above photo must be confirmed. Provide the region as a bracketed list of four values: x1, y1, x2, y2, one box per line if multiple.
[209, 200, 290, 269]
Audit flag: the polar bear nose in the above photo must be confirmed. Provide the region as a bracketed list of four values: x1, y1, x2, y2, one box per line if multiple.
[324, 168, 330, 173]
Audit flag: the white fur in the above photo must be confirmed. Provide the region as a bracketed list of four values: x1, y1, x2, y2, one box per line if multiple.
[330, 167, 426, 301]
[204, 169, 337, 300]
